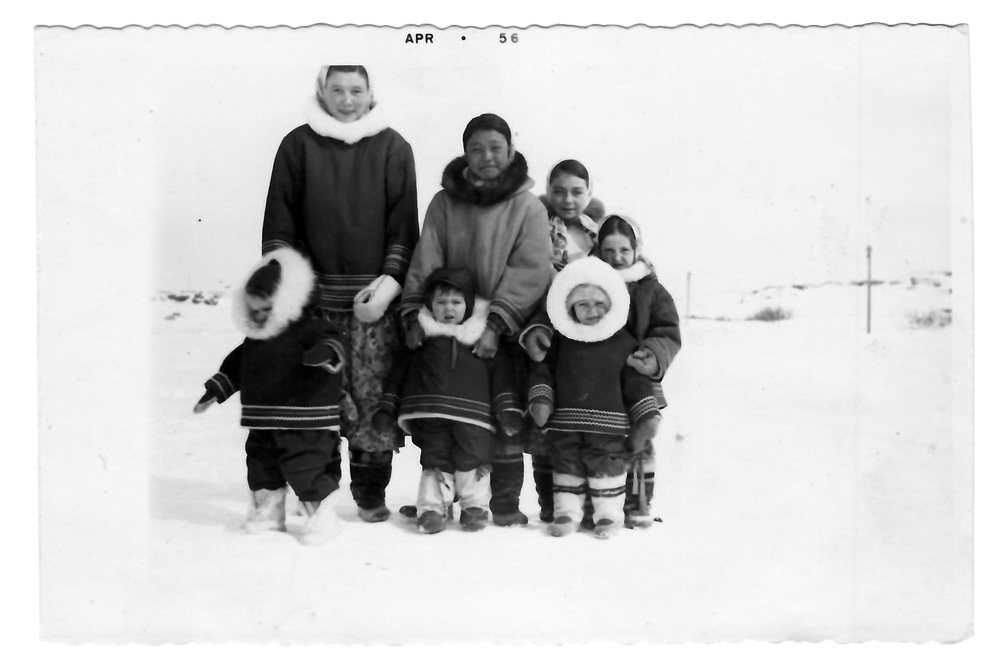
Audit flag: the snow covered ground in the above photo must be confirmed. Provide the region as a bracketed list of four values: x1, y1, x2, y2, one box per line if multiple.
[40, 274, 970, 644]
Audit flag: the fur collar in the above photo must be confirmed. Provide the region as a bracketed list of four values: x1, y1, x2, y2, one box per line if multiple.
[617, 260, 652, 284]
[232, 247, 316, 340]
[441, 152, 533, 206]
[416, 297, 490, 346]
[539, 195, 605, 234]
[547, 257, 630, 343]
[304, 95, 391, 145]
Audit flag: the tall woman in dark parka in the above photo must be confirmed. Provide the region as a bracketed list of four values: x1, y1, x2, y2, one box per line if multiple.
[260, 65, 419, 522]
[400, 113, 553, 526]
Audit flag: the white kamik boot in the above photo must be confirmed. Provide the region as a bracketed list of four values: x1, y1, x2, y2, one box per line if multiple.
[589, 473, 628, 540]
[550, 472, 587, 537]
[416, 468, 454, 534]
[244, 488, 287, 533]
[456, 467, 490, 531]
[299, 495, 343, 546]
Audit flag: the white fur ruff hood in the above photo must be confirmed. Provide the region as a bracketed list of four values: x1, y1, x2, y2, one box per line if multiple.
[617, 260, 652, 283]
[304, 94, 391, 145]
[416, 297, 490, 346]
[232, 247, 316, 340]
[547, 257, 630, 343]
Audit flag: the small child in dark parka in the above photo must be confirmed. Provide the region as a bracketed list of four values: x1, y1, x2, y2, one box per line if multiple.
[194, 248, 348, 546]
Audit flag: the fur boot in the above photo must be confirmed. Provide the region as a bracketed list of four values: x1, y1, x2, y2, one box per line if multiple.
[417, 468, 455, 534]
[244, 488, 287, 533]
[299, 495, 342, 546]
[456, 467, 491, 531]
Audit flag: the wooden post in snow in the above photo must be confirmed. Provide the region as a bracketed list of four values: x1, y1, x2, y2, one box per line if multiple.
[685, 271, 691, 321]
[866, 245, 872, 334]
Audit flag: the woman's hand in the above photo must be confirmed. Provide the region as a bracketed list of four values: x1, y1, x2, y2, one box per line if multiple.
[472, 328, 499, 358]
[522, 327, 552, 362]
[626, 347, 659, 377]
[405, 317, 426, 350]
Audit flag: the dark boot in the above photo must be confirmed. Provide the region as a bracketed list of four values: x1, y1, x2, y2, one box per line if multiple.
[349, 450, 393, 522]
[490, 459, 527, 526]
[624, 470, 655, 529]
[532, 457, 554, 523]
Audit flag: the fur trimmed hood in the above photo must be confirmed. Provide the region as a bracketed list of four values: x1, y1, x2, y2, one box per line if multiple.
[547, 256, 630, 343]
[232, 247, 316, 340]
[304, 93, 390, 145]
[416, 297, 490, 346]
[617, 259, 653, 283]
[441, 152, 534, 206]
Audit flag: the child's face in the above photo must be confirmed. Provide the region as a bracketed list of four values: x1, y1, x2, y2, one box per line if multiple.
[568, 284, 610, 326]
[246, 294, 274, 326]
[430, 287, 467, 324]
[320, 72, 372, 123]
[600, 233, 636, 270]
[547, 172, 592, 221]
[465, 130, 512, 181]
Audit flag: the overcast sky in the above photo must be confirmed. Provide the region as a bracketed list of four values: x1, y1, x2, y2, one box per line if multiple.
[35, 24, 969, 305]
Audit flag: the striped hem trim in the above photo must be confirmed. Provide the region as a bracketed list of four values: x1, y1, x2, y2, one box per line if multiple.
[652, 382, 667, 409]
[398, 411, 495, 434]
[547, 409, 629, 434]
[242, 425, 340, 431]
[402, 394, 492, 412]
[490, 300, 526, 330]
[589, 484, 627, 498]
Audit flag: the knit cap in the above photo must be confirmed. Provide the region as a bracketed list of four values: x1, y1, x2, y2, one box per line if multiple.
[462, 113, 512, 148]
[246, 259, 282, 297]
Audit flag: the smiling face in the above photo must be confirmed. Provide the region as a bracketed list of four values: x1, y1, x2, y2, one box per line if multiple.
[600, 232, 637, 270]
[567, 284, 611, 325]
[320, 71, 372, 123]
[547, 172, 592, 221]
[464, 129, 512, 182]
[430, 286, 467, 324]
[245, 293, 274, 326]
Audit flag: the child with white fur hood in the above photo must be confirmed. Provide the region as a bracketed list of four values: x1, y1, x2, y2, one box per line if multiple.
[527, 257, 661, 539]
[194, 248, 348, 546]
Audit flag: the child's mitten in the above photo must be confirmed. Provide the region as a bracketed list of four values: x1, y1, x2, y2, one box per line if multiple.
[626, 347, 659, 377]
[529, 402, 552, 427]
[626, 414, 661, 454]
[372, 410, 396, 433]
[521, 327, 552, 362]
[497, 411, 525, 437]
[404, 315, 425, 350]
[193, 390, 217, 414]
[302, 342, 344, 374]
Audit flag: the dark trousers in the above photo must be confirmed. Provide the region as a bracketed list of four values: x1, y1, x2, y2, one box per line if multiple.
[246, 429, 341, 502]
[547, 431, 629, 479]
[409, 417, 494, 473]
[348, 447, 393, 511]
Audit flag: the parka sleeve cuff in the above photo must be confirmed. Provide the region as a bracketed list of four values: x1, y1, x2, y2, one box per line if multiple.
[205, 372, 237, 403]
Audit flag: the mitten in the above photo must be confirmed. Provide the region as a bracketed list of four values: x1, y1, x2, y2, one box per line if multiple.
[472, 321, 500, 359]
[522, 327, 552, 362]
[193, 390, 217, 414]
[340, 392, 359, 426]
[372, 410, 396, 433]
[497, 411, 525, 437]
[529, 402, 552, 427]
[626, 414, 661, 454]
[404, 315, 425, 350]
[302, 342, 344, 374]
[353, 275, 402, 323]
[626, 348, 659, 377]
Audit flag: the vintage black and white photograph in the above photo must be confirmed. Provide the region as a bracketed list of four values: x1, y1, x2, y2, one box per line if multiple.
[32, 13, 981, 654]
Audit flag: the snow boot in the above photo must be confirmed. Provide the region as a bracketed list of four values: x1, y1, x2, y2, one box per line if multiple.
[532, 456, 554, 523]
[417, 511, 447, 534]
[456, 467, 491, 532]
[350, 451, 392, 523]
[244, 488, 287, 533]
[358, 506, 391, 523]
[490, 457, 527, 526]
[400, 502, 454, 520]
[589, 473, 627, 533]
[416, 468, 455, 534]
[593, 518, 619, 540]
[548, 516, 579, 537]
[299, 496, 342, 546]
[624, 460, 655, 528]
